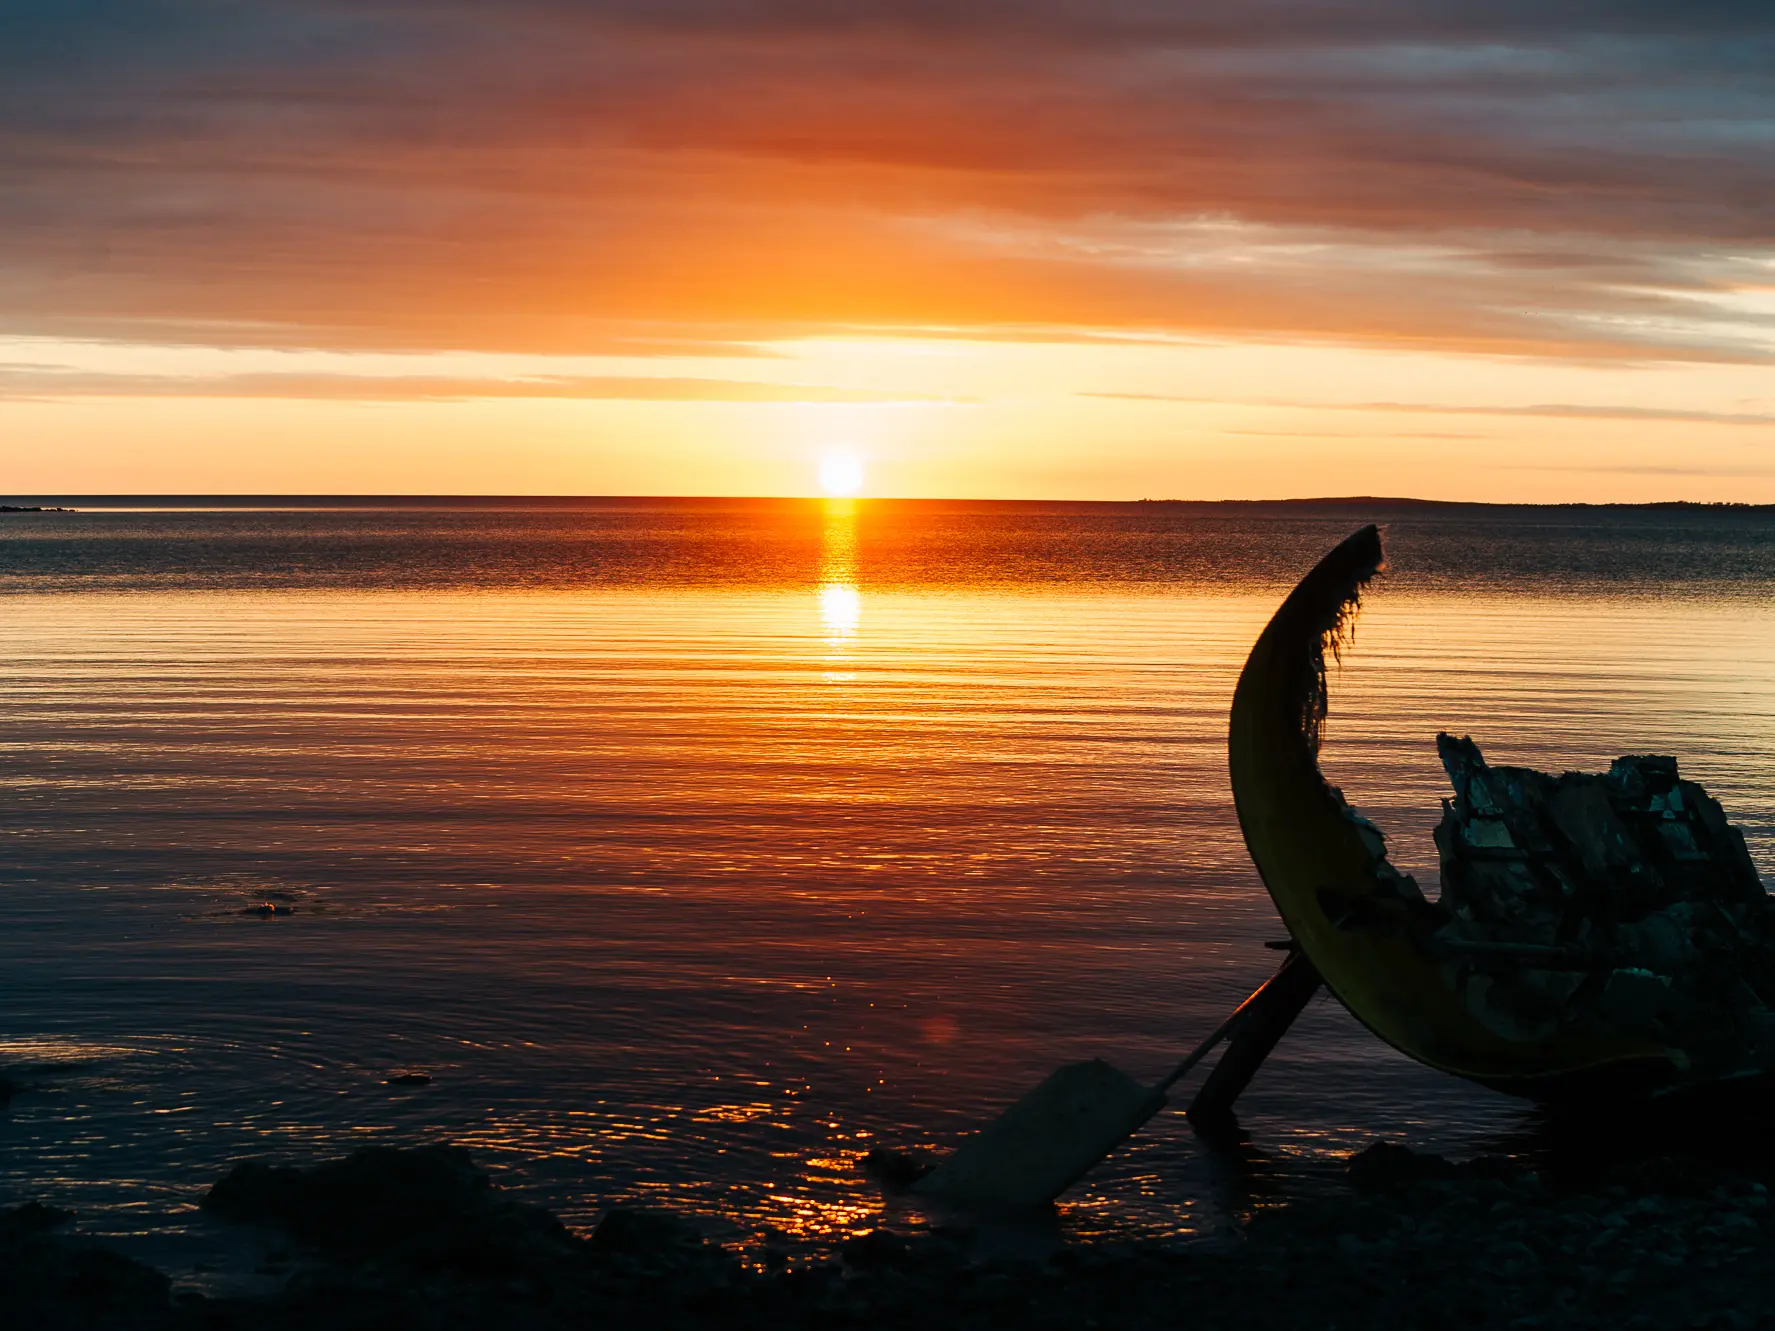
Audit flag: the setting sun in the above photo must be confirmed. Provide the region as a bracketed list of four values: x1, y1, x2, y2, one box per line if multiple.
[818, 453, 865, 497]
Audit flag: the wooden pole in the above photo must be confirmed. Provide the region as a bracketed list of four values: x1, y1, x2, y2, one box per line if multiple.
[1187, 949, 1322, 1131]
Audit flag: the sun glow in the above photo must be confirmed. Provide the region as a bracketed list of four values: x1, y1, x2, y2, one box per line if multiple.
[819, 583, 861, 636]
[818, 452, 865, 497]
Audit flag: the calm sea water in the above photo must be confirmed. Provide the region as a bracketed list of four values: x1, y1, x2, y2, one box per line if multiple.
[1, 500, 1773, 1280]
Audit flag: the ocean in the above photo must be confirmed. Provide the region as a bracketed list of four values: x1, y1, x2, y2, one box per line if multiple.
[2, 499, 1772, 1281]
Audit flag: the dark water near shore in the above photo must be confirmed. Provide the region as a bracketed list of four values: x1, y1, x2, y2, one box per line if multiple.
[1, 500, 1772, 1280]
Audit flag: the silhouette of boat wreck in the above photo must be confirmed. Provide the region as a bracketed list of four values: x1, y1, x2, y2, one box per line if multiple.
[918, 525, 1775, 1213]
[1232, 524, 1775, 1105]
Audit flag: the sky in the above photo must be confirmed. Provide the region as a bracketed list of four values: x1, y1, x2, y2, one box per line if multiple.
[3, 1, 1774, 500]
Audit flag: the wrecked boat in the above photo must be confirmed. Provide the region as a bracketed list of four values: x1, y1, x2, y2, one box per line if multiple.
[914, 524, 1770, 1210]
[1230, 524, 1775, 1102]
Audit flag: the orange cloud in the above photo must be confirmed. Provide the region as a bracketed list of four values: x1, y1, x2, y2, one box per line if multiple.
[0, 367, 962, 403]
[2, 3, 1772, 360]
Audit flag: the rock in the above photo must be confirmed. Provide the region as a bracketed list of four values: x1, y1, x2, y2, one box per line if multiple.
[1348, 1142, 1462, 1189]
[590, 1207, 707, 1255]
[201, 1144, 573, 1273]
[0, 1201, 174, 1329]
[1347, 1141, 1521, 1191]
[840, 1229, 910, 1271]
[860, 1147, 935, 1189]
[3, 1200, 74, 1233]
[65, 1247, 175, 1316]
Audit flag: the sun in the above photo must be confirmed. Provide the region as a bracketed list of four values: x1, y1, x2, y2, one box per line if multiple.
[818, 452, 865, 497]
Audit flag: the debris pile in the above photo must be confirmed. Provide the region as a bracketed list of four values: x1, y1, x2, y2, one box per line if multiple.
[1431, 734, 1775, 1067]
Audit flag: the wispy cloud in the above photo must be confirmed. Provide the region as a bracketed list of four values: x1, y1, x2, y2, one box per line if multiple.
[0, 367, 960, 404]
[1354, 401, 1775, 426]
[1086, 393, 1775, 427]
[1522, 463, 1775, 478]
[1216, 427, 1485, 440]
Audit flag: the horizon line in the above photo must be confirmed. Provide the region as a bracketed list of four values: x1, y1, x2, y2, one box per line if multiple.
[5, 494, 1774, 512]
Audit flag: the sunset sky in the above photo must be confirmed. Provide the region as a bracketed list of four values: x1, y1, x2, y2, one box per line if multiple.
[4, 2, 1774, 500]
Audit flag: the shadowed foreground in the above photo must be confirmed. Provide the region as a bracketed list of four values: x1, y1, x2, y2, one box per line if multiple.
[7, 1142, 1775, 1330]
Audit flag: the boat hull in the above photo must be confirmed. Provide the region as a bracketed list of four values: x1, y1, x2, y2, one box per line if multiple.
[1227, 525, 1688, 1102]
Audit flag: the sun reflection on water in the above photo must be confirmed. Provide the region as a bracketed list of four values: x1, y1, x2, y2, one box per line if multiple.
[817, 498, 862, 651]
[818, 584, 861, 637]
[754, 1145, 883, 1242]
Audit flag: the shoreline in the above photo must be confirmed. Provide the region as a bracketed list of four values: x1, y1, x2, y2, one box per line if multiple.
[9, 1137, 1775, 1329]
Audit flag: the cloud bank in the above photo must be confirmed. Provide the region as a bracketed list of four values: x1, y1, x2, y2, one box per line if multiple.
[3, 1, 1772, 359]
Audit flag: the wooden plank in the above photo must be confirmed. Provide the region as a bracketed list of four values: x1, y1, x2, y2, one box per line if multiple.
[1187, 950, 1322, 1130]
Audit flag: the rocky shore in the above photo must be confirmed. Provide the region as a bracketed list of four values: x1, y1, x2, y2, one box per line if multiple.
[8, 1135, 1775, 1330]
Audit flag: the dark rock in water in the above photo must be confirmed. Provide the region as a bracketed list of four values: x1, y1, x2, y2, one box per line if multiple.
[240, 903, 295, 917]
[6, 1201, 74, 1232]
[202, 1144, 573, 1274]
[1347, 1141, 1461, 1189]
[383, 1072, 431, 1086]
[590, 1207, 706, 1254]
[1430, 735, 1775, 1071]
[1347, 1142, 1520, 1191]
[0, 1074, 16, 1106]
[839, 1229, 911, 1271]
[860, 1146, 936, 1189]
[1, 1201, 175, 1329]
